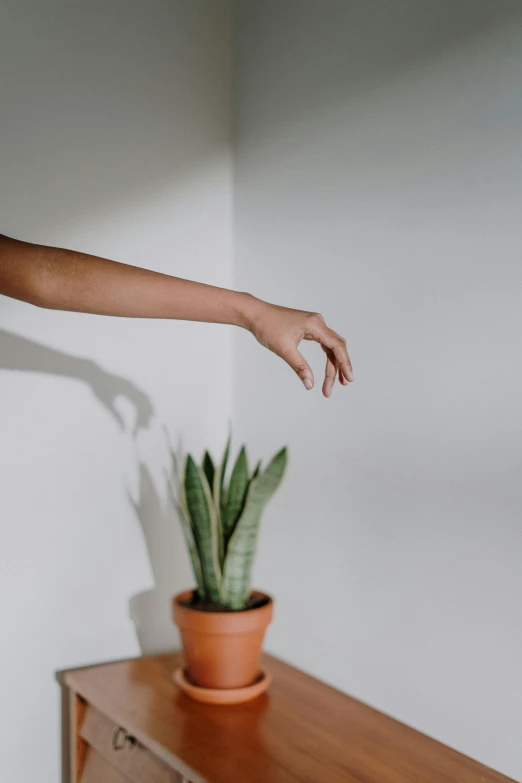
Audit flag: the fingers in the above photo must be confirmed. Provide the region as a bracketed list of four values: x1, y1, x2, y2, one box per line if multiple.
[339, 365, 350, 386]
[321, 344, 349, 394]
[323, 349, 337, 397]
[307, 315, 354, 382]
[281, 344, 315, 390]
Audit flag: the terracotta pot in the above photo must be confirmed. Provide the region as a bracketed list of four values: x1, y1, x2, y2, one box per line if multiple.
[172, 590, 273, 690]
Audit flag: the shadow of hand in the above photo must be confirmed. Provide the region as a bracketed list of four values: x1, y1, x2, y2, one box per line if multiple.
[88, 364, 155, 434]
[0, 329, 154, 436]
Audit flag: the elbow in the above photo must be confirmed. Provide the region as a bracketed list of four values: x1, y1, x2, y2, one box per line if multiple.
[22, 252, 64, 310]
[27, 284, 54, 309]
[19, 267, 55, 309]
[0, 237, 57, 309]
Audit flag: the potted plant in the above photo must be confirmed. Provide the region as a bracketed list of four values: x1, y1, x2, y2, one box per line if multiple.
[168, 438, 287, 703]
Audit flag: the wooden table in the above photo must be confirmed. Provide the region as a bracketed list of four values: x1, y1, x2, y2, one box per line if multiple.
[62, 652, 515, 783]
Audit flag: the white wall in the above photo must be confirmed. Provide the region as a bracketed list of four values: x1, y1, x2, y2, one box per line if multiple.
[0, 2, 233, 781]
[2, 2, 521, 780]
[233, 1, 522, 779]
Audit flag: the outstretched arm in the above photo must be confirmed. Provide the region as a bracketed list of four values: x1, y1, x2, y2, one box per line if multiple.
[0, 233, 353, 396]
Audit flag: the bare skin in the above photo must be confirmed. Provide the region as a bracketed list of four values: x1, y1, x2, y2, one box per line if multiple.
[0, 234, 353, 396]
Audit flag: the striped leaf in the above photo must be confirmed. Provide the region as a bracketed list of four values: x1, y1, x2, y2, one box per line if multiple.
[213, 435, 230, 518]
[221, 447, 287, 609]
[184, 455, 222, 603]
[202, 451, 215, 493]
[213, 435, 231, 565]
[166, 472, 206, 599]
[223, 446, 249, 547]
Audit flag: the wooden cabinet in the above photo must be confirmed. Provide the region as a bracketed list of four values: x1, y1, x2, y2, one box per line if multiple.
[81, 751, 135, 783]
[62, 653, 515, 783]
[79, 705, 182, 783]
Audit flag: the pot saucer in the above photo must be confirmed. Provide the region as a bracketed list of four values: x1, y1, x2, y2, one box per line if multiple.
[173, 666, 271, 705]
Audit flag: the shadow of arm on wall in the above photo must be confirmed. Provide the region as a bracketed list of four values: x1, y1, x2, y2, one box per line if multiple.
[0, 328, 153, 433]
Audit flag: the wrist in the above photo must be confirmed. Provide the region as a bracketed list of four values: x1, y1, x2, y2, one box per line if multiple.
[234, 292, 265, 332]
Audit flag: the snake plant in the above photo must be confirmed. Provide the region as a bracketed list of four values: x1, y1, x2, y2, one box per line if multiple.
[168, 438, 287, 611]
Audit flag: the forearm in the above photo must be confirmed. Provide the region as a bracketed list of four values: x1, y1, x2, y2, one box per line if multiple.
[0, 234, 256, 328]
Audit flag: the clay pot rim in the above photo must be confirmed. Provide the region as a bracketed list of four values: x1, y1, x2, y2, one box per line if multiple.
[173, 589, 273, 634]
[173, 588, 272, 615]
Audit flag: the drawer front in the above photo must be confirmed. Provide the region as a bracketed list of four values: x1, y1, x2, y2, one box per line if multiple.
[80, 705, 183, 783]
[81, 749, 129, 783]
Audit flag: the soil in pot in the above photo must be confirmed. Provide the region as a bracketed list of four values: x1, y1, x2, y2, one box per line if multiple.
[178, 592, 269, 613]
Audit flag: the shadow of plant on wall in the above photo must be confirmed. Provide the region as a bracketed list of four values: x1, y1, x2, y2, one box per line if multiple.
[0, 328, 154, 434]
[127, 459, 192, 656]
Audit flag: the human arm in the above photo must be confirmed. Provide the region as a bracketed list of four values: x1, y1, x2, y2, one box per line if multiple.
[0, 233, 353, 396]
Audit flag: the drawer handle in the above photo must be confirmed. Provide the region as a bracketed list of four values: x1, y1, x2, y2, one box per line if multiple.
[111, 726, 137, 751]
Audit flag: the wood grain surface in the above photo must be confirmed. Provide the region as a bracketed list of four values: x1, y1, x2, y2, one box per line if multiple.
[64, 653, 516, 783]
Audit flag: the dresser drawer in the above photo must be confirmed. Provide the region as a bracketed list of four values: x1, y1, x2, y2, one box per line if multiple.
[81, 749, 130, 783]
[80, 705, 183, 783]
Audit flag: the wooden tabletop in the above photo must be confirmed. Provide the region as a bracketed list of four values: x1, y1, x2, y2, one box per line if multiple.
[64, 653, 515, 783]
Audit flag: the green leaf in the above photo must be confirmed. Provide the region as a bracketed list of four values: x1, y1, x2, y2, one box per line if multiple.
[213, 435, 230, 513]
[166, 472, 206, 599]
[221, 447, 287, 609]
[202, 451, 215, 492]
[223, 446, 249, 547]
[213, 435, 231, 565]
[185, 455, 222, 603]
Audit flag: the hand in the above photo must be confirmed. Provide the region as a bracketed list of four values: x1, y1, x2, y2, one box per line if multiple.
[244, 298, 354, 397]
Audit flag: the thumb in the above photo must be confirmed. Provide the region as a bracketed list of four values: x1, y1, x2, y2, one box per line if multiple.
[281, 344, 314, 390]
